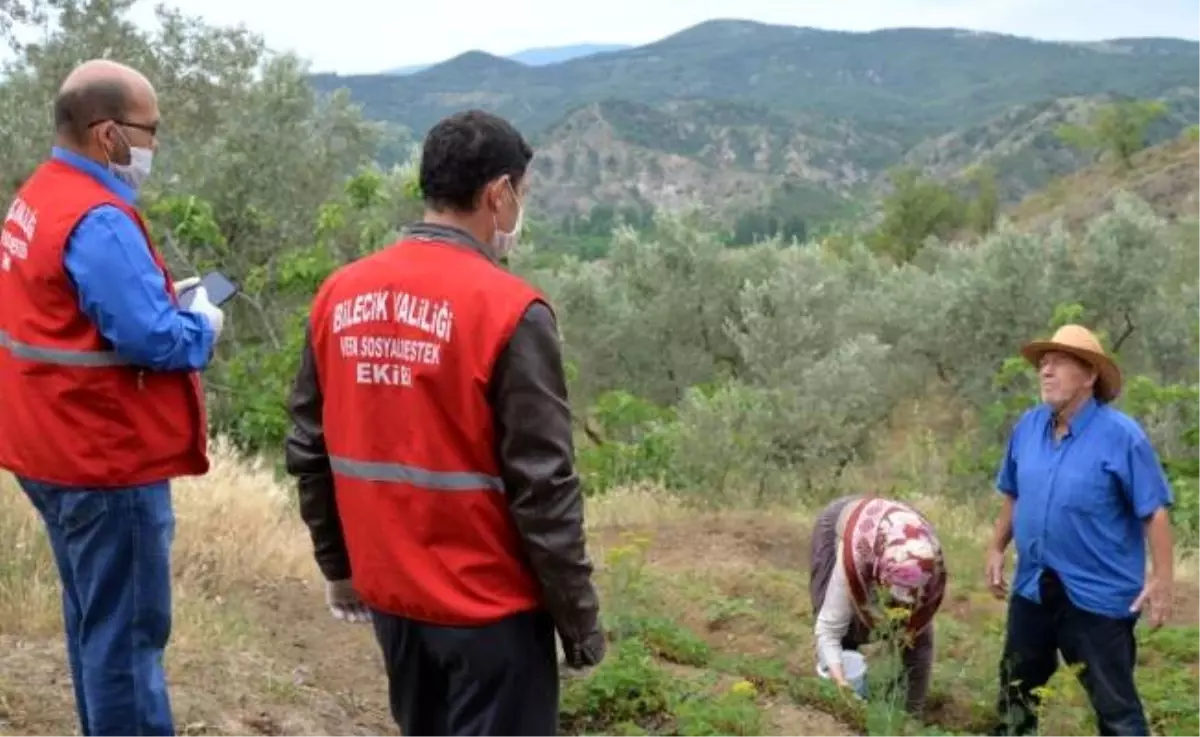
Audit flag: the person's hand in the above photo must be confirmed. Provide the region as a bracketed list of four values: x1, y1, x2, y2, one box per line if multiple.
[1131, 576, 1173, 629]
[325, 579, 371, 623]
[825, 661, 849, 688]
[828, 671, 864, 701]
[188, 286, 225, 340]
[986, 546, 1009, 600]
[173, 276, 201, 294]
[818, 655, 851, 691]
[561, 628, 606, 670]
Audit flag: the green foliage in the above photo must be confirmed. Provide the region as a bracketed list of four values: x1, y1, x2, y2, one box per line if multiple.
[522, 204, 658, 267]
[185, 162, 421, 453]
[217, 312, 308, 453]
[245, 156, 424, 448]
[545, 196, 1196, 518]
[559, 638, 764, 737]
[727, 210, 807, 247]
[561, 204, 656, 240]
[1057, 99, 1170, 169]
[0, 0, 432, 455]
[965, 165, 1000, 236]
[869, 168, 969, 262]
[665, 383, 783, 506]
[867, 163, 1009, 262]
[560, 538, 766, 736]
[561, 639, 676, 734]
[576, 391, 676, 496]
[726, 178, 863, 247]
[8, 0, 1195, 548]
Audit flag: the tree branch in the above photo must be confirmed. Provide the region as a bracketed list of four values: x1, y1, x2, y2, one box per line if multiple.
[1112, 310, 1135, 354]
[582, 416, 607, 446]
[160, 228, 199, 276]
[236, 291, 282, 351]
[917, 349, 952, 384]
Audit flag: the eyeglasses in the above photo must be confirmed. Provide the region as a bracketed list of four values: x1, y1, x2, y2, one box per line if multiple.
[87, 118, 159, 137]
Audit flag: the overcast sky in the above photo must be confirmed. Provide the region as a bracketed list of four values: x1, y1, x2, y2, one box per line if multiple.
[114, 0, 1198, 74]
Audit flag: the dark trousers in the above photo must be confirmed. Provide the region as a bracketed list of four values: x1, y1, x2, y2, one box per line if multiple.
[19, 477, 176, 736]
[371, 607, 560, 736]
[995, 571, 1149, 736]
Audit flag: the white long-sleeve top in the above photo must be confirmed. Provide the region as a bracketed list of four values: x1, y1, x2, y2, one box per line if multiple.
[814, 543, 856, 671]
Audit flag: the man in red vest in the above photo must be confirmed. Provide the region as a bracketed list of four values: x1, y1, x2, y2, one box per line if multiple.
[285, 109, 605, 735]
[0, 60, 225, 735]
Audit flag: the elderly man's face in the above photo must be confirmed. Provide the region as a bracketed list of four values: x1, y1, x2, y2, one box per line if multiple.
[1038, 350, 1096, 408]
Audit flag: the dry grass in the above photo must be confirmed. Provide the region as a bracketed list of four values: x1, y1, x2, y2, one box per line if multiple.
[0, 437, 313, 639]
[1, 429, 1196, 736]
[1006, 135, 1200, 233]
[0, 438, 393, 736]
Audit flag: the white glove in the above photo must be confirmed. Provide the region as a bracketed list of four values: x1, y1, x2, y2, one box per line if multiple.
[188, 285, 225, 340]
[325, 579, 371, 623]
[173, 276, 201, 294]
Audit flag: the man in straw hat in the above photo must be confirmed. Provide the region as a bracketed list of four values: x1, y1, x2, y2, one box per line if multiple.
[984, 324, 1176, 736]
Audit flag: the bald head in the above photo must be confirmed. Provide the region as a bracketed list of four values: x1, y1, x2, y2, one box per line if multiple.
[53, 59, 157, 147]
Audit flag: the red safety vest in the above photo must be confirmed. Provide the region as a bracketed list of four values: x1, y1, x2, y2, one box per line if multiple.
[0, 159, 209, 487]
[309, 235, 545, 625]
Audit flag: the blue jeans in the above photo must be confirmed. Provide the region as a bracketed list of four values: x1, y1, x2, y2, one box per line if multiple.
[19, 477, 176, 736]
[993, 570, 1148, 736]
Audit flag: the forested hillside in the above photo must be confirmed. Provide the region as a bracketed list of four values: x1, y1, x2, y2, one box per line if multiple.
[310, 21, 1198, 140]
[308, 19, 1200, 226]
[0, 2, 1197, 736]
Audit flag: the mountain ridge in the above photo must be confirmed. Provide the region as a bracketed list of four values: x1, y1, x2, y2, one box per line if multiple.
[311, 19, 1197, 138]
[383, 42, 631, 75]
[309, 19, 1200, 224]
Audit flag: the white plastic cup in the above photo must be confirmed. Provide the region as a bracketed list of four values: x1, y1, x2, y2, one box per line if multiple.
[816, 650, 869, 700]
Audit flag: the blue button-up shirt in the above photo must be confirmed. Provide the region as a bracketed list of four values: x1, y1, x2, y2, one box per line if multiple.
[996, 397, 1173, 619]
[52, 147, 215, 371]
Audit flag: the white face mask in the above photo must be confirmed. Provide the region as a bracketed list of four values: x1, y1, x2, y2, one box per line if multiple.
[105, 126, 154, 192]
[491, 179, 524, 257]
[110, 146, 154, 191]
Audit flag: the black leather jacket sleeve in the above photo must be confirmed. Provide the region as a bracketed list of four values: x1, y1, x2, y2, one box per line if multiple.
[284, 321, 352, 582]
[490, 300, 603, 662]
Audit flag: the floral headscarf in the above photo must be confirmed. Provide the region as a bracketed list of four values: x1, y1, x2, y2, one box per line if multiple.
[841, 496, 947, 636]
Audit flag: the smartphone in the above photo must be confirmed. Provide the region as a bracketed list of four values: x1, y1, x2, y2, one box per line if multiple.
[179, 271, 239, 309]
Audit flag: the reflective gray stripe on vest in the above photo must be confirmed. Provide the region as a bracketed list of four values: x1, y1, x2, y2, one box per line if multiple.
[0, 329, 129, 367]
[330, 455, 504, 492]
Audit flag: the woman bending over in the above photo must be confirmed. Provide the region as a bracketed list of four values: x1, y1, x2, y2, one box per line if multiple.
[809, 495, 947, 715]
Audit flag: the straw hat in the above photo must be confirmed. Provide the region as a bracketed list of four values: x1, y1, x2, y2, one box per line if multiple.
[1020, 324, 1122, 402]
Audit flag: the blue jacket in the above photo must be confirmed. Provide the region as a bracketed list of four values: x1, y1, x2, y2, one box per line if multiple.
[53, 147, 215, 370]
